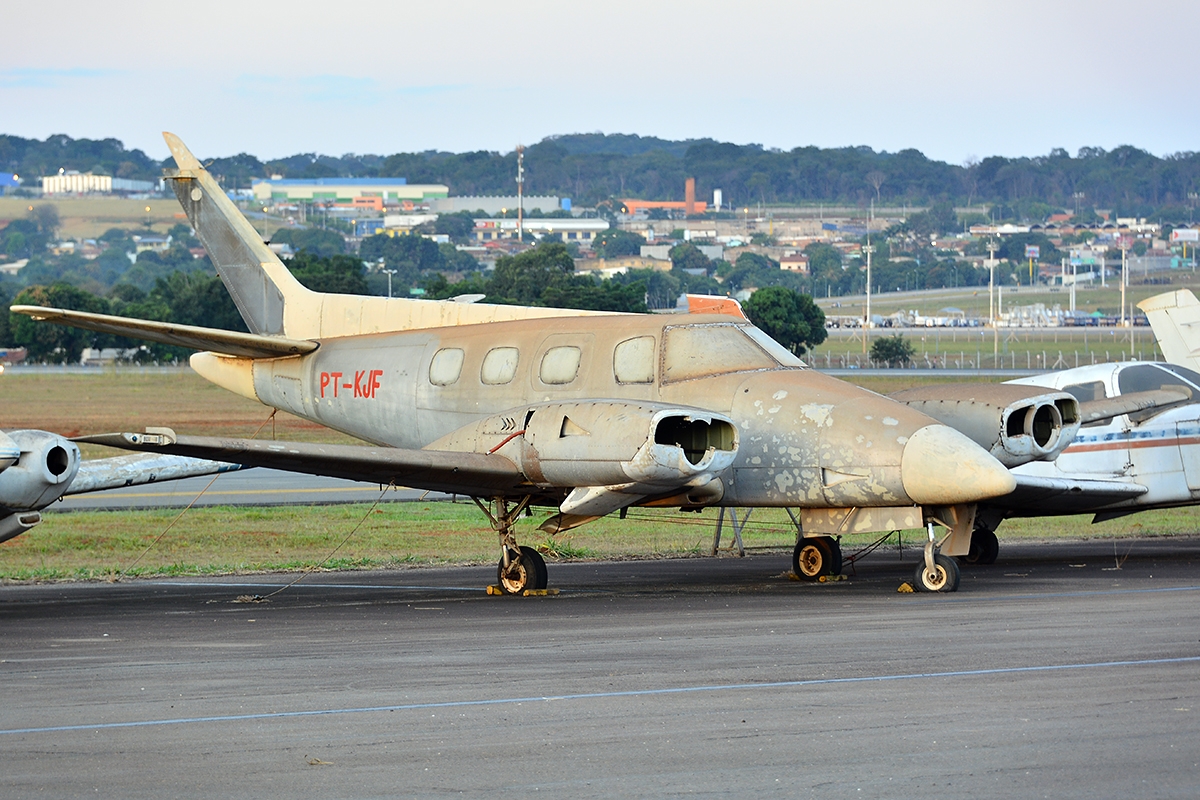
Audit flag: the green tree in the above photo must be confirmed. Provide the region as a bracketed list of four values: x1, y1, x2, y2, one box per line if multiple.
[284, 252, 369, 294]
[669, 242, 713, 274]
[489, 243, 576, 305]
[592, 229, 646, 258]
[270, 227, 346, 258]
[742, 286, 827, 356]
[870, 334, 915, 367]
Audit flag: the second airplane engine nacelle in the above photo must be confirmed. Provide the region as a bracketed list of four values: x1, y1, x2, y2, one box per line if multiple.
[0, 429, 82, 521]
[890, 384, 1080, 468]
[437, 401, 738, 495]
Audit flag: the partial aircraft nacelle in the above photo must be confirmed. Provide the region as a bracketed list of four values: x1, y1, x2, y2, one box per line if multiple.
[0, 430, 81, 543]
[433, 400, 738, 502]
[890, 384, 1080, 468]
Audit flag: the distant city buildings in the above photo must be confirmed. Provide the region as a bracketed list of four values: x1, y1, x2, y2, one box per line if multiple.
[251, 177, 448, 206]
[472, 218, 608, 244]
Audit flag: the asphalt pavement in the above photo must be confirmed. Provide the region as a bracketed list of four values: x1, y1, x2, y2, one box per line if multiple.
[3, 536, 1199, 798]
[54, 468, 453, 510]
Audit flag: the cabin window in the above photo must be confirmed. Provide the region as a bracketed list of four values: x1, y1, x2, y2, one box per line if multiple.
[429, 348, 464, 386]
[481, 347, 520, 385]
[613, 336, 655, 384]
[540, 346, 581, 385]
[1064, 381, 1106, 403]
[1117, 364, 1197, 422]
[661, 323, 777, 383]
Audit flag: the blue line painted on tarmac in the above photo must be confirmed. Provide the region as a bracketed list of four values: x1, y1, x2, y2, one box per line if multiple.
[4, 655, 1198, 736]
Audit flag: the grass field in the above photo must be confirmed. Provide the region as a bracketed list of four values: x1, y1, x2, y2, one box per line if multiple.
[3, 367, 1197, 582]
[0, 197, 288, 241]
[6, 502, 1195, 582]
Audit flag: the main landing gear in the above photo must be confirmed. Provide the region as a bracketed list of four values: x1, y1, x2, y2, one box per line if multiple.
[473, 497, 548, 594]
[961, 525, 999, 566]
[792, 536, 843, 581]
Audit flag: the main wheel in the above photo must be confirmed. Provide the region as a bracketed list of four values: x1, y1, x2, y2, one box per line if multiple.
[497, 545, 548, 594]
[962, 527, 1000, 566]
[913, 553, 961, 593]
[793, 537, 840, 581]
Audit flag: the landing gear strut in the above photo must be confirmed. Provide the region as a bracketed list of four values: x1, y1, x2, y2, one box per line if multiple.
[914, 521, 960, 592]
[793, 536, 842, 581]
[473, 497, 548, 594]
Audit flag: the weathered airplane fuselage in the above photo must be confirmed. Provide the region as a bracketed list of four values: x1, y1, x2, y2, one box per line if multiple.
[194, 313, 990, 510]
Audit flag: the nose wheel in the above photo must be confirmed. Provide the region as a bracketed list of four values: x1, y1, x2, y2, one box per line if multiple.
[475, 496, 550, 595]
[793, 536, 842, 581]
[914, 521, 960, 592]
[498, 545, 548, 594]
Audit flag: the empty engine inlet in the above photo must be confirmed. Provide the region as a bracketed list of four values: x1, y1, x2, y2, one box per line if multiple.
[655, 417, 736, 465]
[46, 445, 70, 476]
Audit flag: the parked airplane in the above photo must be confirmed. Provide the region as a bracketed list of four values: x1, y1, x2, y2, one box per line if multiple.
[13, 133, 1032, 594]
[891, 357, 1200, 565]
[0, 428, 237, 543]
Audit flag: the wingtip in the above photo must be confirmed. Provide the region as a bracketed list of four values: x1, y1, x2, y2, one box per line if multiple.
[162, 131, 202, 171]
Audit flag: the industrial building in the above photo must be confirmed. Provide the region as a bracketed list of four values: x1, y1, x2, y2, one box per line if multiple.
[251, 177, 448, 206]
[40, 171, 156, 195]
[473, 217, 608, 244]
[430, 196, 569, 215]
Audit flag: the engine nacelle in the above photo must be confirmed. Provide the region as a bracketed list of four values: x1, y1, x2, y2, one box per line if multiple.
[890, 384, 1080, 468]
[432, 400, 739, 495]
[0, 429, 82, 515]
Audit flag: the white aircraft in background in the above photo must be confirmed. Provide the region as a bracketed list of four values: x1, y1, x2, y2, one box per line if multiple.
[0, 428, 237, 544]
[890, 289, 1200, 564]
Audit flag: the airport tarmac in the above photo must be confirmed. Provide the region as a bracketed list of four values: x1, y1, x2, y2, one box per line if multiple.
[3, 537, 1200, 798]
[54, 468, 453, 510]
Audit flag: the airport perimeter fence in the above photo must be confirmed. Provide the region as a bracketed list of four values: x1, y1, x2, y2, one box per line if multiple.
[811, 349, 1163, 371]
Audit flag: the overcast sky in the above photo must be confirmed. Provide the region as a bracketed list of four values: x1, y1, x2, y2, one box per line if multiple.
[4, 0, 1197, 165]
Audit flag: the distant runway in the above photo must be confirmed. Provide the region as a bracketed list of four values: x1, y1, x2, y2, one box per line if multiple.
[54, 468, 453, 511]
[3, 537, 1199, 798]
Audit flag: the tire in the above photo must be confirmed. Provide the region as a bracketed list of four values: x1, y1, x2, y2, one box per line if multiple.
[497, 545, 548, 594]
[962, 527, 999, 566]
[977, 529, 999, 565]
[793, 537, 838, 581]
[913, 553, 961, 593]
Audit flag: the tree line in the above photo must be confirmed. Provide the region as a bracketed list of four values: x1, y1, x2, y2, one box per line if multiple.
[6, 133, 1199, 220]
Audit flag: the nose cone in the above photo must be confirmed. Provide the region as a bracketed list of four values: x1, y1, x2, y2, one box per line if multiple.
[901, 424, 1016, 505]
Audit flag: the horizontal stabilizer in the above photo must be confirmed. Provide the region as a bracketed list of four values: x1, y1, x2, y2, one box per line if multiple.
[76, 431, 528, 497]
[9, 306, 317, 358]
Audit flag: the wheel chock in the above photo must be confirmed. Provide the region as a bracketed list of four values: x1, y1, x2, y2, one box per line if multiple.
[485, 585, 559, 596]
[897, 582, 915, 593]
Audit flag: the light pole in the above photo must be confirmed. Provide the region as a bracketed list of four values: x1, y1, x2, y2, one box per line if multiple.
[862, 239, 876, 354]
[383, 268, 397, 298]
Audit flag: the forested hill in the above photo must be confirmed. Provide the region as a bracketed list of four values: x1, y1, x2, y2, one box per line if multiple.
[4, 132, 1200, 219]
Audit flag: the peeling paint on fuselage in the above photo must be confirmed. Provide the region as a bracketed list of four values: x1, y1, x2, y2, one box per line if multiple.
[243, 313, 939, 508]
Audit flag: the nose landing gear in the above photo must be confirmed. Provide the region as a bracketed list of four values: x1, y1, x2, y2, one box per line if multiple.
[474, 496, 549, 594]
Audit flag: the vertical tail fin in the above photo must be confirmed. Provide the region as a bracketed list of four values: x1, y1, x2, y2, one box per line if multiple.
[1138, 289, 1200, 371]
[163, 132, 312, 337]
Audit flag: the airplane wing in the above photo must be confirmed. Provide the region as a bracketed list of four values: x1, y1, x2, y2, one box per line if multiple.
[988, 473, 1148, 516]
[65, 453, 242, 495]
[1077, 388, 1192, 425]
[77, 431, 529, 498]
[8, 306, 317, 359]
